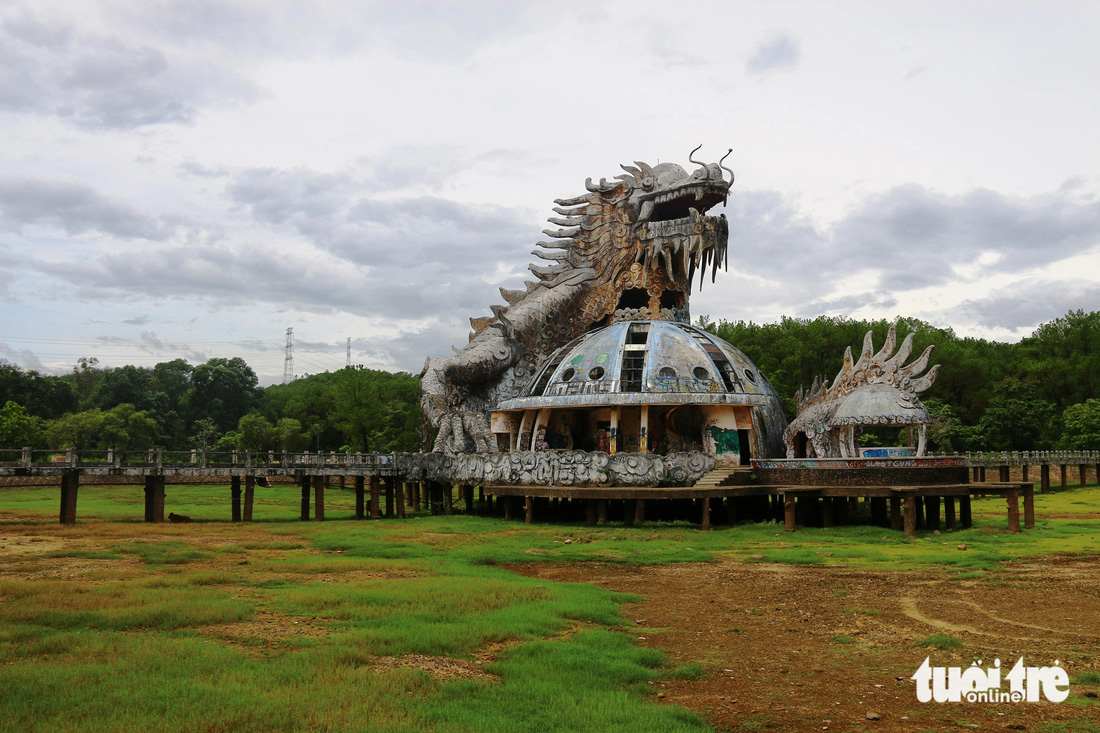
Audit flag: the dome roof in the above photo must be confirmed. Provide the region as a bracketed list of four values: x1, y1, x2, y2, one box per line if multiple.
[497, 320, 780, 409]
[832, 383, 932, 426]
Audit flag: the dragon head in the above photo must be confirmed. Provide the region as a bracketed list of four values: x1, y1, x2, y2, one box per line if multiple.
[619, 145, 733, 228]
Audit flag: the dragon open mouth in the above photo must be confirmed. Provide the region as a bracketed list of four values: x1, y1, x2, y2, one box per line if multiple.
[643, 184, 728, 223]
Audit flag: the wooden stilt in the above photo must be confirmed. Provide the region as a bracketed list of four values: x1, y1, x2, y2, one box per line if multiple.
[1022, 464, 1029, 482]
[60, 471, 79, 525]
[396, 479, 406, 519]
[231, 475, 242, 522]
[354, 476, 365, 519]
[701, 497, 711, 531]
[243, 476, 255, 522]
[384, 478, 394, 518]
[464, 485, 474, 513]
[597, 500, 608, 524]
[300, 476, 310, 520]
[524, 496, 534, 524]
[504, 495, 515, 521]
[960, 495, 972, 528]
[144, 474, 157, 523]
[914, 494, 925, 529]
[925, 496, 940, 531]
[972, 466, 980, 481]
[586, 499, 597, 526]
[871, 497, 886, 526]
[783, 494, 796, 532]
[624, 499, 635, 527]
[903, 495, 917, 537]
[1006, 488, 1020, 532]
[443, 484, 453, 515]
[979, 466, 986, 482]
[1060, 464, 1067, 490]
[1080, 464, 1088, 487]
[944, 496, 956, 529]
[1023, 484, 1035, 529]
[313, 475, 325, 521]
[152, 476, 165, 523]
[1041, 464, 1050, 493]
[890, 497, 901, 531]
[414, 481, 422, 511]
[370, 476, 381, 518]
[821, 496, 834, 528]
[999, 465, 1010, 482]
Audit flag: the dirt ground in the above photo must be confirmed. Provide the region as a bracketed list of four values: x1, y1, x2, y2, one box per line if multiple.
[520, 559, 1100, 732]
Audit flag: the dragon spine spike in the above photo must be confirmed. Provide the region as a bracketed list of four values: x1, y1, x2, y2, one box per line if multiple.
[552, 205, 586, 216]
[528, 263, 566, 280]
[899, 344, 935, 380]
[871, 322, 898, 363]
[881, 333, 915, 372]
[532, 249, 569, 262]
[619, 164, 643, 179]
[547, 216, 583, 227]
[535, 239, 570, 250]
[852, 331, 876, 372]
[542, 227, 579, 239]
[470, 316, 492, 331]
[909, 364, 940, 393]
[554, 195, 589, 207]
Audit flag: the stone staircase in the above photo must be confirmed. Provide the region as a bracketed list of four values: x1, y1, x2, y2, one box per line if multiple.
[693, 467, 754, 488]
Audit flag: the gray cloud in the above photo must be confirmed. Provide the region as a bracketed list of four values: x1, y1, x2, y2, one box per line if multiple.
[746, 34, 800, 75]
[0, 341, 47, 371]
[0, 176, 167, 240]
[956, 279, 1100, 331]
[0, 7, 256, 129]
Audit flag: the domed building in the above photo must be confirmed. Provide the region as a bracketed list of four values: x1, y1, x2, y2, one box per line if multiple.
[489, 320, 788, 465]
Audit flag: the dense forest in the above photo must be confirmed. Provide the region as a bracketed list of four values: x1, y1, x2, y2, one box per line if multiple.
[1, 309, 1098, 454]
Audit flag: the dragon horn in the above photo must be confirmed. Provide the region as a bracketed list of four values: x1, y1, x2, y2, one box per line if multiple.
[585, 177, 601, 192]
[719, 148, 735, 189]
[689, 144, 704, 166]
[634, 161, 654, 176]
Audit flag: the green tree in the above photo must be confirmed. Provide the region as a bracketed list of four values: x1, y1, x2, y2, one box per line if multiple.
[98, 404, 159, 450]
[189, 417, 220, 451]
[235, 412, 276, 452]
[71, 357, 101, 408]
[88, 365, 154, 411]
[191, 357, 260, 433]
[977, 378, 1056, 451]
[1060, 399, 1100, 450]
[275, 418, 310, 452]
[47, 410, 104, 450]
[0, 401, 46, 448]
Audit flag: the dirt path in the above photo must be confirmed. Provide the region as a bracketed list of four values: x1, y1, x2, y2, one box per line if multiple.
[519, 559, 1100, 732]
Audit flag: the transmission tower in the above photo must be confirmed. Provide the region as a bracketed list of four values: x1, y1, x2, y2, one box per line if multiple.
[283, 327, 294, 384]
[346, 337, 351, 367]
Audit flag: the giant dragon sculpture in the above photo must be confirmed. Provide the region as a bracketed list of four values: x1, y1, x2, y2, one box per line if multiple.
[783, 322, 940, 459]
[421, 147, 735, 453]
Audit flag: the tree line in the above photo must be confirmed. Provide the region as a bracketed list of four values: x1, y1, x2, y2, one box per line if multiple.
[0, 356, 421, 455]
[0, 308, 1097, 454]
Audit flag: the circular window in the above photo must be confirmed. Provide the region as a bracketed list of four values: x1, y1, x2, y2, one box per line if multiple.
[693, 366, 710, 380]
[589, 366, 605, 380]
[744, 369, 757, 383]
[561, 368, 575, 381]
[658, 366, 677, 379]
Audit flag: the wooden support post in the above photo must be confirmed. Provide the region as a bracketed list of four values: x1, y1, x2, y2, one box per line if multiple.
[384, 478, 394, 518]
[914, 494, 925, 529]
[822, 496, 834, 528]
[1006, 488, 1021, 533]
[597, 499, 608, 524]
[244, 476, 255, 522]
[443, 484, 453, 515]
[635, 498, 645, 525]
[504, 495, 516, 521]
[925, 496, 940, 531]
[144, 474, 156, 522]
[1041, 464, 1050, 493]
[1060, 464, 1067, 490]
[414, 481, 422, 511]
[313, 475, 325, 521]
[431, 483, 445, 516]
[871, 497, 887, 526]
[972, 466, 980, 482]
[299, 476, 310, 520]
[903, 495, 917, 537]
[464, 485, 474, 513]
[1079, 464, 1088, 487]
[944, 496, 956, 530]
[890, 497, 901, 531]
[700, 497, 711, 531]
[354, 476, 365, 519]
[231, 476, 242, 522]
[624, 499, 635, 527]
[524, 496, 534, 524]
[783, 494, 796, 532]
[585, 499, 597, 526]
[370, 476, 381, 519]
[1023, 484, 1035, 529]
[835, 496, 849, 526]
[396, 480, 406, 519]
[960, 495, 973, 528]
[1022, 464, 1029, 482]
[60, 471, 79, 525]
[999, 465, 1010, 482]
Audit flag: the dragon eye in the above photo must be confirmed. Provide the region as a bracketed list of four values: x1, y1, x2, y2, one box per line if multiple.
[641, 176, 654, 189]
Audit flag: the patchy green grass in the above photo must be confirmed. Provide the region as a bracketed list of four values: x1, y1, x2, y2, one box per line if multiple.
[916, 634, 964, 652]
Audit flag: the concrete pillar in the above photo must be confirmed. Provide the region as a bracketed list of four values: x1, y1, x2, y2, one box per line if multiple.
[313, 475, 325, 521]
[144, 475, 165, 523]
[903, 495, 917, 538]
[144, 474, 157, 523]
[1023, 484, 1035, 529]
[243, 476, 255, 522]
[925, 496, 940, 531]
[231, 476, 242, 522]
[1006, 489, 1021, 533]
[60, 471, 79, 525]
[960, 495, 972, 528]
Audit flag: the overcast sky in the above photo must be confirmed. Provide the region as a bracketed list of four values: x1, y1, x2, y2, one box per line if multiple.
[2, 0, 1098, 384]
